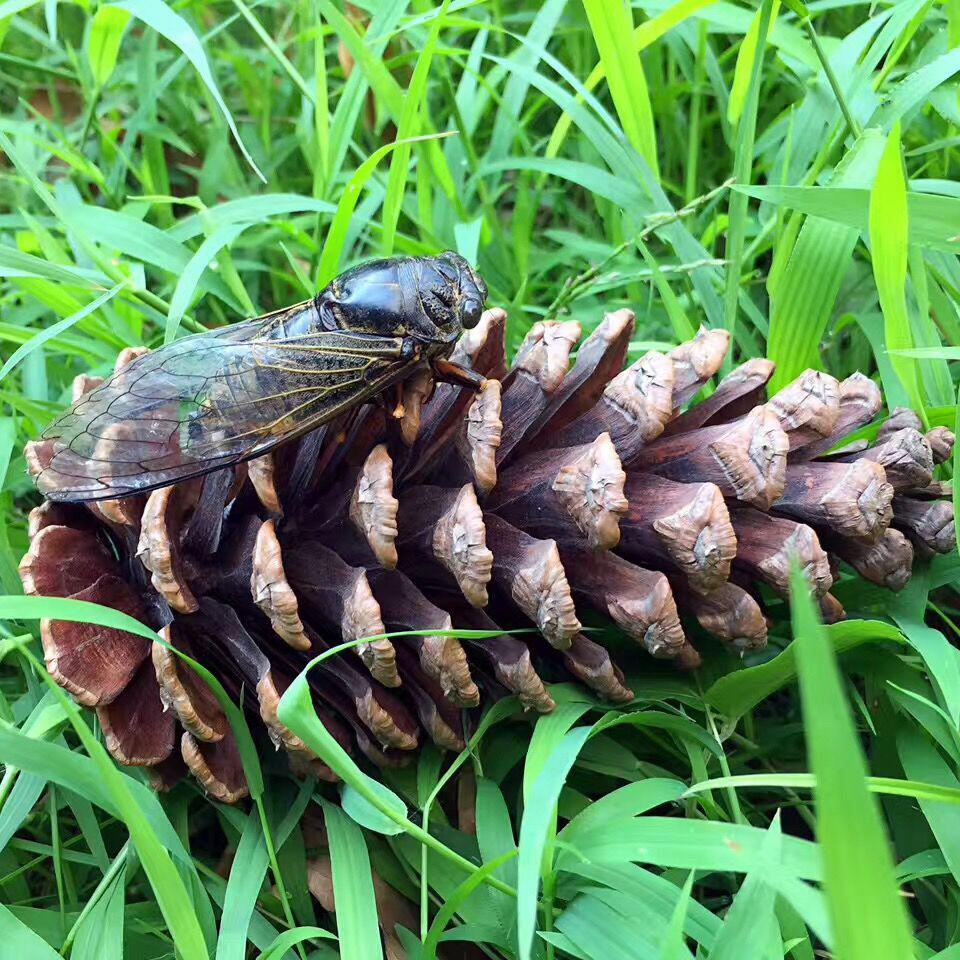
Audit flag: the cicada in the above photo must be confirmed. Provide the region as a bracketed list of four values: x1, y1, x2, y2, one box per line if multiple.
[30, 252, 488, 501]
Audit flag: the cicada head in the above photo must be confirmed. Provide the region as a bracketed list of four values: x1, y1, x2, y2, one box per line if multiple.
[317, 252, 488, 347]
[425, 251, 487, 333]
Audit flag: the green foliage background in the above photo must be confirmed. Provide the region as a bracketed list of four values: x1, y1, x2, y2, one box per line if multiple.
[0, 0, 960, 958]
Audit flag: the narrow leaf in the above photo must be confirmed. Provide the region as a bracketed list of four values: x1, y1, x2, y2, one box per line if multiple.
[112, 0, 265, 182]
[790, 562, 914, 959]
[87, 6, 131, 87]
[869, 122, 923, 418]
[581, 0, 658, 177]
[323, 801, 384, 960]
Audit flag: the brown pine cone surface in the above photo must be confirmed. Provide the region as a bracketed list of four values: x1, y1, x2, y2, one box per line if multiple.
[20, 308, 956, 801]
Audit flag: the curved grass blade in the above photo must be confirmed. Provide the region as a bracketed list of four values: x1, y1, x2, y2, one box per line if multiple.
[0, 635, 208, 959]
[318, 133, 454, 287]
[421, 851, 517, 960]
[276, 633, 520, 901]
[112, 0, 265, 182]
[705, 619, 905, 720]
[685, 772, 960, 806]
[0, 595, 263, 796]
[256, 926, 336, 960]
[0, 282, 125, 383]
[165, 222, 247, 343]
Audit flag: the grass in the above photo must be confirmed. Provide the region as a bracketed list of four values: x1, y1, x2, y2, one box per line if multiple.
[0, 0, 959, 958]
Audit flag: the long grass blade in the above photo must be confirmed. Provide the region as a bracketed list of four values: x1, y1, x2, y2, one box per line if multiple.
[581, 0, 658, 177]
[114, 0, 265, 182]
[790, 561, 915, 959]
[869, 122, 924, 419]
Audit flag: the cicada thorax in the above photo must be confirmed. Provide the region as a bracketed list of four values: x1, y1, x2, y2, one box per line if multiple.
[317, 257, 415, 337]
[316, 253, 486, 347]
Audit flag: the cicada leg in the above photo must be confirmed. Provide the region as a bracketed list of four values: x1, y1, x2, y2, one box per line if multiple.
[432, 358, 486, 390]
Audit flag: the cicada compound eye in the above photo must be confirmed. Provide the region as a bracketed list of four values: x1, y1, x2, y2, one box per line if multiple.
[461, 298, 483, 330]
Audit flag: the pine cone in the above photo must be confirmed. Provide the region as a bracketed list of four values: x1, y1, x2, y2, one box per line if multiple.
[19, 307, 955, 801]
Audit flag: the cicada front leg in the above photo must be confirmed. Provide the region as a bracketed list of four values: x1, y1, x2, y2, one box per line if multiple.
[432, 358, 486, 390]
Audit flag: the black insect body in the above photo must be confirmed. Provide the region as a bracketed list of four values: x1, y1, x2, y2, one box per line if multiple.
[30, 253, 487, 501]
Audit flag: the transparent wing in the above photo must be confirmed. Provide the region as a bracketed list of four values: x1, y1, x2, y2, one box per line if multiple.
[33, 306, 411, 501]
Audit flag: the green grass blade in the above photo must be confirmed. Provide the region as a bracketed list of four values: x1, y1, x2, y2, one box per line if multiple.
[869, 121, 924, 419]
[70, 861, 126, 960]
[421, 852, 517, 960]
[660, 871, 697, 960]
[86, 6, 131, 88]
[546, 0, 716, 160]
[580, 0, 659, 178]
[522, 700, 592, 802]
[635, 237, 697, 340]
[955, 381, 959, 560]
[737, 185, 960, 253]
[706, 619, 905, 719]
[256, 926, 336, 960]
[0, 643, 209, 958]
[871, 47, 960, 130]
[487, 0, 567, 169]
[314, 0, 403, 116]
[165, 222, 247, 343]
[113, 0, 265, 182]
[0, 595, 264, 796]
[727, 1, 779, 125]
[0, 721, 190, 861]
[723, 0, 774, 354]
[517, 725, 593, 960]
[275, 648, 519, 901]
[170, 194, 334, 239]
[0, 243, 109, 287]
[766, 128, 885, 389]
[230, 0, 314, 104]
[380, 0, 451, 256]
[322, 800, 384, 960]
[0, 902, 63, 959]
[322, 0, 408, 187]
[215, 807, 270, 960]
[0, 772, 46, 851]
[340, 781, 407, 836]
[318, 133, 452, 287]
[708, 817, 781, 960]
[564, 863, 722, 949]
[0, 281, 124, 382]
[558, 779, 686, 851]
[474, 777, 518, 930]
[895, 725, 960, 885]
[790, 561, 915, 959]
[552, 891, 659, 960]
[686, 772, 960, 806]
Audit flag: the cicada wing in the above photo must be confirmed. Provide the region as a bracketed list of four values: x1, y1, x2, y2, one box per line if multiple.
[33, 307, 413, 501]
